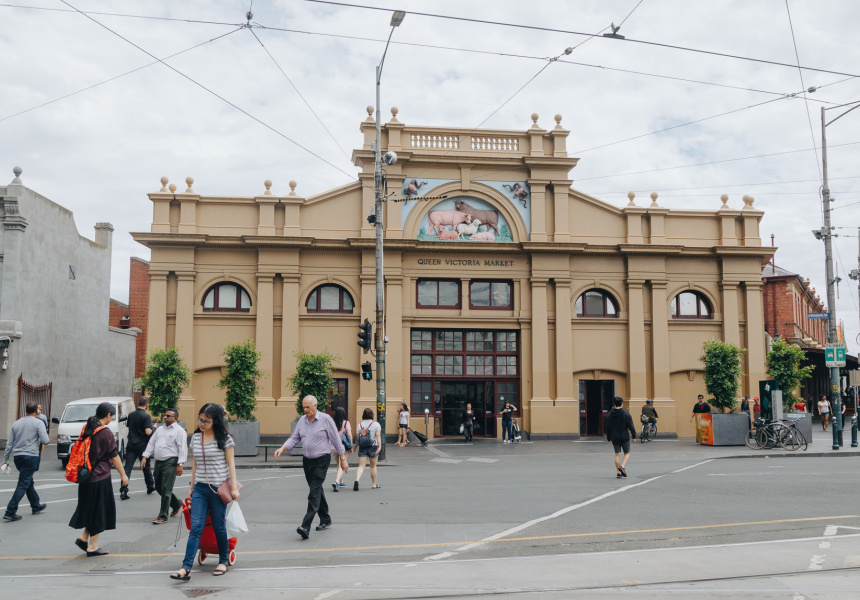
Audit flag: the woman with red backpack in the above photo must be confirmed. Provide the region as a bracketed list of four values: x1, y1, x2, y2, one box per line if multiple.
[69, 402, 129, 557]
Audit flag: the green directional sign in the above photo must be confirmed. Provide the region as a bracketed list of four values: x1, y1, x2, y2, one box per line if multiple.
[825, 346, 846, 367]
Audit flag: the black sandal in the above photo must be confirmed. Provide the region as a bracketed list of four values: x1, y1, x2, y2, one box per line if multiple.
[213, 564, 228, 576]
[170, 568, 191, 581]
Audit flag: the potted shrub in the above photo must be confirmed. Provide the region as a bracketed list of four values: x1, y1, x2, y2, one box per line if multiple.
[140, 347, 191, 420]
[767, 338, 814, 440]
[698, 340, 749, 445]
[218, 339, 262, 456]
[286, 350, 338, 455]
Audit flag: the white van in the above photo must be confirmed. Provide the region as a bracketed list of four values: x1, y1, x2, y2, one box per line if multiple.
[52, 397, 134, 466]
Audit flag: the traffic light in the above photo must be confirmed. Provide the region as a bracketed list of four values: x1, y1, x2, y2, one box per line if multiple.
[357, 319, 372, 352]
[361, 361, 372, 380]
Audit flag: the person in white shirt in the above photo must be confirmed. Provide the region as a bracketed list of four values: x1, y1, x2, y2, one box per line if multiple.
[141, 408, 188, 524]
[353, 408, 382, 491]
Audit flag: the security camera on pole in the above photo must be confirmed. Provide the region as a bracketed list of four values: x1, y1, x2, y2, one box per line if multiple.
[372, 10, 405, 460]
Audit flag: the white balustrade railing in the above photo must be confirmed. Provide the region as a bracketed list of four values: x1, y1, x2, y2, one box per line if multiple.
[410, 133, 460, 150]
[470, 136, 519, 151]
[409, 132, 521, 152]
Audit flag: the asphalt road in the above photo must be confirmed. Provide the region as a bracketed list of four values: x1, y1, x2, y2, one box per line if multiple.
[1, 434, 858, 599]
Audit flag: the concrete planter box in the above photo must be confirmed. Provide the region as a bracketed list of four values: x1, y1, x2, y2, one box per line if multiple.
[229, 420, 260, 456]
[785, 413, 813, 444]
[695, 413, 750, 446]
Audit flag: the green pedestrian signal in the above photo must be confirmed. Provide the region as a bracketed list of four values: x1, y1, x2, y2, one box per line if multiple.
[361, 361, 372, 381]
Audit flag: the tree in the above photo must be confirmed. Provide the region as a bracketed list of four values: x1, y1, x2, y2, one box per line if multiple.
[286, 349, 339, 416]
[140, 347, 191, 419]
[218, 339, 262, 422]
[700, 339, 747, 412]
[766, 338, 814, 410]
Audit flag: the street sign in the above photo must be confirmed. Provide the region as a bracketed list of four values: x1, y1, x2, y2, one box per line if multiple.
[825, 346, 846, 367]
[809, 312, 829, 319]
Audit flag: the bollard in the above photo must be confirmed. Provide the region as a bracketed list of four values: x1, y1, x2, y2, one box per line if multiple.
[852, 414, 858, 448]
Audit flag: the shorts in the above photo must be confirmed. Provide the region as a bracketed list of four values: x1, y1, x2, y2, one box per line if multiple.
[399, 424, 408, 429]
[612, 441, 631, 454]
[358, 446, 378, 458]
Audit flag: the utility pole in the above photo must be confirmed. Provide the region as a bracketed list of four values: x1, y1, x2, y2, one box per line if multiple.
[820, 105, 842, 450]
[372, 10, 405, 461]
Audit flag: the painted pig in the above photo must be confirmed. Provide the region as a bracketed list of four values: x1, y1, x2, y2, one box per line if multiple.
[428, 210, 471, 236]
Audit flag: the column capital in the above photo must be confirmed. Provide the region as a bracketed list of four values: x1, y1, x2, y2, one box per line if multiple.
[743, 281, 764, 290]
[553, 278, 572, 287]
[148, 270, 170, 280]
[256, 272, 277, 283]
[176, 271, 196, 281]
[649, 279, 668, 289]
[530, 277, 549, 287]
[627, 279, 646, 289]
[719, 280, 740, 290]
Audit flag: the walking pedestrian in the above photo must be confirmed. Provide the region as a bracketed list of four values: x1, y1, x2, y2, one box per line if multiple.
[461, 403, 476, 442]
[331, 407, 352, 492]
[70, 402, 130, 556]
[501, 401, 517, 443]
[141, 407, 187, 524]
[605, 396, 636, 478]
[121, 396, 155, 499]
[273, 395, 347, 540]
[35, 405, 49, 433]
[3, 402, 49, 521]
[353, 408, 381, 491]
[171, 403, 238, 581]
[818, 395, 832, 432]
[690, 395, 711, 422]
[753, 397, 761, 420]
[396, 403, 410, 446]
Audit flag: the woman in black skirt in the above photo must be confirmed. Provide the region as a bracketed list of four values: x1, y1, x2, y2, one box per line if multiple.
[70, 402, 129, 556]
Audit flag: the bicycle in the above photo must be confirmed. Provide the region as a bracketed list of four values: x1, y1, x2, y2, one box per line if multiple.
[745, 417, 807, 451]
[640, 416, 657, 442]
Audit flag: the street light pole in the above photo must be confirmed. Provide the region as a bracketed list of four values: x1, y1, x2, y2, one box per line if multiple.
[373, 10, 405, 461]
[819, 100, 860, 450]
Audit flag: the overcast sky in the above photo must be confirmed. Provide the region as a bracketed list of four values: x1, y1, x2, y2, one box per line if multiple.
[3, 1, 860, 351]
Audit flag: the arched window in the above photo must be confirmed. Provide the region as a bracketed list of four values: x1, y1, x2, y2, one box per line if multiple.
[574, 289, 618, 318]
[670, 291, 712, 319]
[202, 282, 251, 312]
[306, 284, 354, 314]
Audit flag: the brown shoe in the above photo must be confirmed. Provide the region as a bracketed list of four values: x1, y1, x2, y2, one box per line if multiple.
[171, 507, 181, 517]
[152, 518, 168, 525]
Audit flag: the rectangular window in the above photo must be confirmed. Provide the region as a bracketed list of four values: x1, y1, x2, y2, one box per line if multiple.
[411, 381, 434, 414]
[496, 382, 519, 413]
[220, 284, 237, 308]
[328, 379, 348, 415]
[411, 330, 432, 351]
[435, 331, 463, 351]
[417, 279, 461, 309]
[411, 355, 432, 375]
[320, 286, 340, 310]
[466, 355, 494, 375]
[469, 280, 512, 309]
[435, 355, 462, 375]
[466, 331, 493, 351]
[496, 332, 517, 352]
[496, 355, 517, 375]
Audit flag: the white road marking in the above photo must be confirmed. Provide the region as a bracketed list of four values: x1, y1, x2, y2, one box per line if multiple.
[430, 458, 462, 464]
[807, 555, 825, 570]
[466, 458, 498, 463]
[313, 590, 343, 599]
[672, 459, 713, 474]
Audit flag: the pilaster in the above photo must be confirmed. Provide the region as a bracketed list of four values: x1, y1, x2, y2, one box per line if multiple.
[627, 279, 647, 401]
[175, 271, 196, 405]
[147, 270, 169, 352]
[255, 273, 275, 401]
[650, 280, 670, 399]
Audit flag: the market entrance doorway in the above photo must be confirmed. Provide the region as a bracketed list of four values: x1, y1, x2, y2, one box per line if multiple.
[579, 380, 615, 436]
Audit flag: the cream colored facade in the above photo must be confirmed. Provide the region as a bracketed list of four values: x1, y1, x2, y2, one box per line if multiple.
[132, 109, 773, 440]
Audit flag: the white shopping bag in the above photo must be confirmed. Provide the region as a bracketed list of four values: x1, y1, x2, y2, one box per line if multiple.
[226, 501, 249, 535]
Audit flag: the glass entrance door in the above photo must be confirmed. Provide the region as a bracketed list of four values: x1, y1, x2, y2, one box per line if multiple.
[440, 381, 488, 436]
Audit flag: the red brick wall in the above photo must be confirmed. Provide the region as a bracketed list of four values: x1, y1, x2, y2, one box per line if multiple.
[128, 257, 150, 378]
[109, 299, 128, 328]
[763, 275, 826, 345]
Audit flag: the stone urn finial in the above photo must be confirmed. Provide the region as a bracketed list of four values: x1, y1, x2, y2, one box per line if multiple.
[264, 180, 273, 196]
[627, 191, 636, 207]
[185, 176, 195, 194]
[531, 112, 539, 126]
[720, 194, 729, 209]
[650, 192, 659, 207]
[160, 176, 169, 192]
[169, 183, 177, 193]
[390, 106, 399, 122]
[11, 166, 22, 184]
[743, 194, 754, 209]
[289, 180, 297, 197]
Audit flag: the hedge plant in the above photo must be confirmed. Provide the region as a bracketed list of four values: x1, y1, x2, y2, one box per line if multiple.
[140, 347, 191, 419]
[218, 339, 262, 422]
[700, 339, 747, 413]
[766, 338, 814, 410]
[287, 349, 339, 416]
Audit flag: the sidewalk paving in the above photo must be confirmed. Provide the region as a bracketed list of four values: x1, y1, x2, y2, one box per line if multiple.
[232, 423, 860, 469]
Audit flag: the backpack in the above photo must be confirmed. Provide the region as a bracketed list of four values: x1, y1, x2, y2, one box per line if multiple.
[65, 425, 106, 483]
[358, 421, 374, 450]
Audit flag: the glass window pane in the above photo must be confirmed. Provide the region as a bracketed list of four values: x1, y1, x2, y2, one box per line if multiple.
[320, 286, 340, 310]
[679, 292, 697, 316]
[240, 290, 250, 309]
[343, 293, 354, 311]
[418, 281, 437, 306]
[699, 297, 710, 316]
[669, 298, 677, 316]
[605, 297, 615, 315]
[203, 290, 215, 309]
[585, 291, 603, 316]
[452, 331, 462, 351]
[471, 282, 490, 306]
[439, 281, 459, 306]
[307, 290, 317, 310]
[574, 295, 583, 315]
[219, 284, 237, 309]
[491, 282, 511, 307]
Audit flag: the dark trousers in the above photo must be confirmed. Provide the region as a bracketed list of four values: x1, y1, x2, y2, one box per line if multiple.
[182, 483, 228, 570]
[7, 455, 41, 514]
[301, 455, 331, 530]
[123, 441, 153, 491]
[502, 420, 512, 440]
[153, 457, 182, 520]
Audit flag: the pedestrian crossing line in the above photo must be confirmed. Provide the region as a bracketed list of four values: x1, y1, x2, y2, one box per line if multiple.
[1, 515, 855, 562]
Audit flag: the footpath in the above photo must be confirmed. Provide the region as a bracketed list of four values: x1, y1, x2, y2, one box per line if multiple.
[231, 423, 860, 469]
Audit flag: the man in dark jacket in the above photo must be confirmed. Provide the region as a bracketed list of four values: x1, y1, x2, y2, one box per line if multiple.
[121, 396, 155, 499]
[605, 396, 636, 478]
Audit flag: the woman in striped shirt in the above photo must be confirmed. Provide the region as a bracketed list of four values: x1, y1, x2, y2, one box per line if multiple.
[171, 403, 239, 581]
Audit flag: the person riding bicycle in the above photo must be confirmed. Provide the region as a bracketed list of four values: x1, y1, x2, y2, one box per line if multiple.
[641, 399, 658, 432]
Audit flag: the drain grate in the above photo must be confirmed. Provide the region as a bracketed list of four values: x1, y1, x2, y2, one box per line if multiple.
[183, 589, 221, 598]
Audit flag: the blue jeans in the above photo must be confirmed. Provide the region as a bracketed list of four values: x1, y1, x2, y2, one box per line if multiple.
[182, 483, 229, 570]
[6, 455, 41, 515]
[502, 421, 512, 441]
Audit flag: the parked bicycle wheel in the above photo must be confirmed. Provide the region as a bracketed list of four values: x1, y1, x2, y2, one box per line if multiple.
[745, 428, 763, 449]
[756, 427, 778, 449]
[779, 427, 801, 451]
[792, 428, 808, 451]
